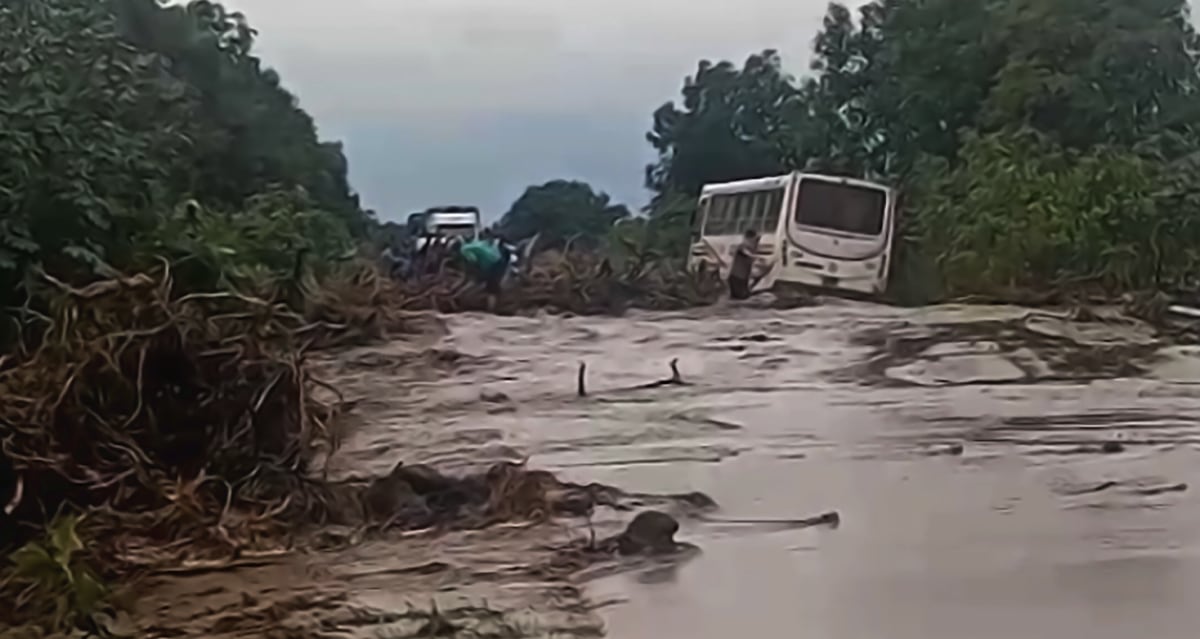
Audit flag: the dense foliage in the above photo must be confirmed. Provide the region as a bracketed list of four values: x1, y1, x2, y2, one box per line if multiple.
[0, 3, 377, 629]
[115, 0, 365, 231]
[646, 0, 1200, 300]
[0, 0, 370, 334]
[645, 50, 796, 199]
[496, 180, 631, 249]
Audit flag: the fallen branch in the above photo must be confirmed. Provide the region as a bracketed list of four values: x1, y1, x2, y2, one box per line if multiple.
[572, 359, 690, 398]
[697, 510, 840, 529]
[634, 358, 688, 389]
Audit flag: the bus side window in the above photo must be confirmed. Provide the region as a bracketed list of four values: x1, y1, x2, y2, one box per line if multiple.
[734, 193, 753, 235]
[719, 195, 735, 235]
[723, 196, 738, 234]
[705, 196, 722, 235]
[744, 191, 762, 234]
[763, 189, 783, 232]
[753, 191, 769, 233]
[736, 193, 754, 235]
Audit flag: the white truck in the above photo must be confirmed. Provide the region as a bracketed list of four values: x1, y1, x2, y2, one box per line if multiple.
[407, 206, 481, 249]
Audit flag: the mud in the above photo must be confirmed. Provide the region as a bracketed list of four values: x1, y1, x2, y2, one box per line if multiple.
[135, 300, 1200, 638]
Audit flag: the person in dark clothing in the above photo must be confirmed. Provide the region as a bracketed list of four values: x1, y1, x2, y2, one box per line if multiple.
[380, 238, 412, 280]
[728, 228, 760, 300]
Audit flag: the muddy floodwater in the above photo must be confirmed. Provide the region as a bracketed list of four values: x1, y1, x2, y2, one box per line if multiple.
[137, 301, 1200, 638]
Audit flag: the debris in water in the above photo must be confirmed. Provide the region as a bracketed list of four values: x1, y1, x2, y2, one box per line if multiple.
[358, 459, 708, 532]
[1055, 480, 1120, 496]
[922, 442, 965, 457]
[363, 463, 436, 528]
[698, 510, 841, 530]
[670, 410, 745, 431]
[576, 358, 690, 397]
[634, 358, 688, 389]
[480, 390, 511, 404]
[614, 511, 687, 555]
[1053, 479, 1187, 498]
[1132, 482, 1188, 496]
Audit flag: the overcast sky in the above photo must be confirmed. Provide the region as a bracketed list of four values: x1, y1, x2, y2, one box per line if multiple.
[219, 0, 856, 221]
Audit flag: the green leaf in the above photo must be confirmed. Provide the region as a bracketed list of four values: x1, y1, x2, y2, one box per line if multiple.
[71, 568, 107, 614]
[49, 515, 83, 567]
[9, 542, 56, 577]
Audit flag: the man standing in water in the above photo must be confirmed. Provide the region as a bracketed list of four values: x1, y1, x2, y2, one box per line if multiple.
[728, 228, 760, 300]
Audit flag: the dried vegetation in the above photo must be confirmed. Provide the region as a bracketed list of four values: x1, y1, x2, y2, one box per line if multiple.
[387, 249, 723, 316]
[0, 249, 718, 634]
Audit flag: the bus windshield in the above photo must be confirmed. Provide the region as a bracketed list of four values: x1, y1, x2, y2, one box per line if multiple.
[794, 179, 886, 236]
[701, 188, 785, 236]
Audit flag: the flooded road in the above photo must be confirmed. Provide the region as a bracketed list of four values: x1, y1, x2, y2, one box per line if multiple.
[139, 301, 1200, 638]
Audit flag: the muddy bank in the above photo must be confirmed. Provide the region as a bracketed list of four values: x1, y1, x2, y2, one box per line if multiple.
[138, 300, 1200, 638]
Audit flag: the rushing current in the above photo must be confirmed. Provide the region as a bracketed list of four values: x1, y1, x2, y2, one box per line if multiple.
[134, 300, 1200, 638]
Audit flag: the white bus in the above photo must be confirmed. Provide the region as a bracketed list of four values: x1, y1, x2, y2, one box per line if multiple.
[687, 172, 896, 297]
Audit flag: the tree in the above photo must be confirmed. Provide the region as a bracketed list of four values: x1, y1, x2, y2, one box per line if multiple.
[0, 0, 203, 283]
[795, 0, 1003, 178]
[645, 50, 800, 199]
[980, 0, 1200, 151]
[798, 0, 1200, 178]
[113, 0, 370, 234]
[651, 0, 1200, 299]
[0, 0, 367, 325]
[497, 181, 631, 248]
[910, 128, 1166, 297]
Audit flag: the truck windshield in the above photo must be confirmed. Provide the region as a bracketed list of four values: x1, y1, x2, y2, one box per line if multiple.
[437, 224, 477, 238]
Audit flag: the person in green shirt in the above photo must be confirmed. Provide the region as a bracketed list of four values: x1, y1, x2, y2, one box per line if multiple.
[460, 231, 507, 309]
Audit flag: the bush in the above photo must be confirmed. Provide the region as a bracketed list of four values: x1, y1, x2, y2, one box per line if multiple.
[905, 128, 1183, 299]
[124, 188, 356, 293]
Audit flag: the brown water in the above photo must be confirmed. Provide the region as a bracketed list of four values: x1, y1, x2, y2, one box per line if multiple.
[137, 300, 1200, 638]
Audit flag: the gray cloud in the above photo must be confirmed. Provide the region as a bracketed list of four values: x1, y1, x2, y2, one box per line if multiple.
[217, 0, 854, 218]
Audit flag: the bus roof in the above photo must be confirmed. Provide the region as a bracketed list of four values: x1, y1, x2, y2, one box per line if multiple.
[699, 172, 890, 196]
[797, 173, 891, 193]
[700, 175, 791, 196]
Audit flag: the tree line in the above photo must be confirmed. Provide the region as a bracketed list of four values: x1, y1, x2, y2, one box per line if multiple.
[6, 0, 1200, 314]
[507, 0, 1200, 301]
[0, 0, 372, 346]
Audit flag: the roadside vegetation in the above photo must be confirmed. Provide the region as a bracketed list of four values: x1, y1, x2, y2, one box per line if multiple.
[3, 0, 1200, 634]
[0, 1, 380, 633]
[633, 0, 1200, 303]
